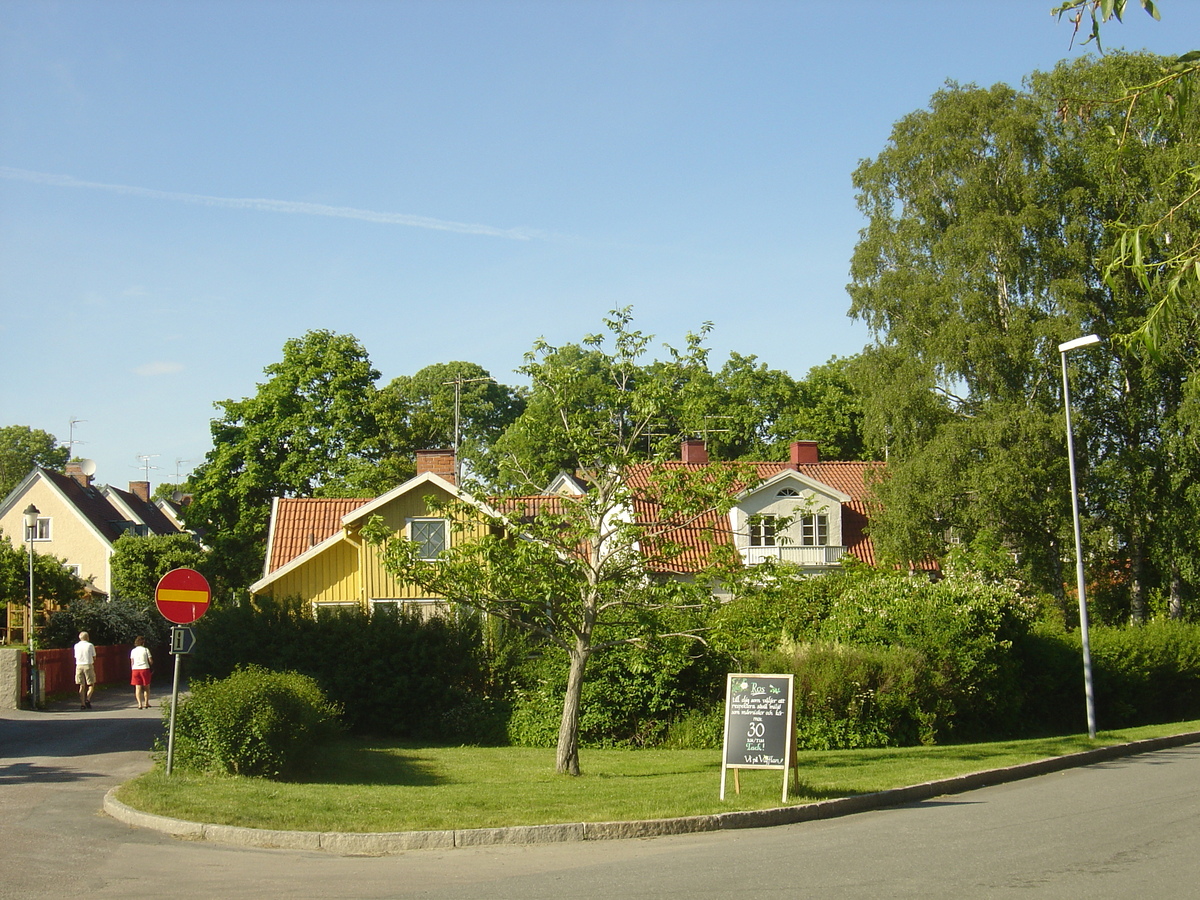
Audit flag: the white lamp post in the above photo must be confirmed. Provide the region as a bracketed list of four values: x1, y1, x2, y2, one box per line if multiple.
[23, 503, 40, 710]
[1058, 334, 1102, 739]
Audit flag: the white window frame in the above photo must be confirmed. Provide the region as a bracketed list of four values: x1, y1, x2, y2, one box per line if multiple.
[311, 601, 359, 618]
[408, 517, 449, 560]
[26, 517, 51, 541]
[800, 513, 829, 547]
[749, 515, 778, 547]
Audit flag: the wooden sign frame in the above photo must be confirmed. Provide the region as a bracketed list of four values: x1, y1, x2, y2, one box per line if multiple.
[720, 673, 798, 802]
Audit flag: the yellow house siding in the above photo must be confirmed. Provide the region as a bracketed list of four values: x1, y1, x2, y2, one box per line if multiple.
[357, 484, 483, 601]
[262, 537, 361, 604]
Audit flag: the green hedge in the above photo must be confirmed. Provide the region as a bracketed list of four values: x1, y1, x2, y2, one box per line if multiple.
[168, 666, 342, 778]
[190, 597, 507, 742]
[1017, 621, 1200, 733]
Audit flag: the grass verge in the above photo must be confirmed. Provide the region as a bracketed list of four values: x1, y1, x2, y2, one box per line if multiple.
[115, 720, 1200, 833]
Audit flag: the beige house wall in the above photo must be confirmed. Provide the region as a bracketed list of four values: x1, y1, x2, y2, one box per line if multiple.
[0, 479, 110, 593]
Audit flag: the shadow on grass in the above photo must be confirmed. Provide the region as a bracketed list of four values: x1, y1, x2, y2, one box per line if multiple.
[295, 740, 448, 787]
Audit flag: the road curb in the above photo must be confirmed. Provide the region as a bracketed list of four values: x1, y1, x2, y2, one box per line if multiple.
[103, 730, 1200, 856]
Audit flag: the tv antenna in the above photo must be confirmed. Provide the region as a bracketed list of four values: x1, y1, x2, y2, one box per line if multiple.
[442, 375, 494, 484]
[67, 417, 87, 454]
[134, 454, 161, 481]
[173, 458, 192, 480]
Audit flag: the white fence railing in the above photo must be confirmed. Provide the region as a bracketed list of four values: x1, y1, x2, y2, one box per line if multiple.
[744, 545, 845, 567]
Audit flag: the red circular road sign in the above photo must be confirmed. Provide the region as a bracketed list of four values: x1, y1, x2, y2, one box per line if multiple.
[155, 567, 212, 624]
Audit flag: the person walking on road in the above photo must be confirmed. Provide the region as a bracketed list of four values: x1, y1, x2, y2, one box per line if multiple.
[74, 631, 96, 710]
[130, 636, 153, 709]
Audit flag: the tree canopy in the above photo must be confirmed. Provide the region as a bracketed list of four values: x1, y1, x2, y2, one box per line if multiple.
[849, 52, 1199, 619]
[0, 425, 68, 500]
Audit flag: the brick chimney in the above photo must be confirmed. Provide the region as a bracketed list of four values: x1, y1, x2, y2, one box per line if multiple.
[415, 448, 456, 485]
[681, 439, 709, 464]
[790, 441, 819, 467]
[129, 481, 151, 502]
[65, 461, 93, 488]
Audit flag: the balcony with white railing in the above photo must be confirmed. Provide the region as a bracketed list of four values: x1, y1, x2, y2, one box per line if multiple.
[744, 544, 846, 567]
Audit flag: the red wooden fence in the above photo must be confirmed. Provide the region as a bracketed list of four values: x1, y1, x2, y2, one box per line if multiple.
[22, 644, 134, 698]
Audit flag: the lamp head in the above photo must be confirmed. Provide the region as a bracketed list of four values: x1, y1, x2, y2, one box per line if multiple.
[1058, 334, 1103, 353]
[23, 504, 40, 529]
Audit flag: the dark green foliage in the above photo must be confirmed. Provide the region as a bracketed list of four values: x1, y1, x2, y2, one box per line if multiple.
[42, 598, 169, 649]
[168, 666, 342, 778]
[1019, 621, 1200, 733]
[189, 597, 505, 742]
[109, 533, 210, 606]
[506, 637, 728, 749]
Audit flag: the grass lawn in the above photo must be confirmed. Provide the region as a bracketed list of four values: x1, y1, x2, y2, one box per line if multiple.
[115, 720, 1200, 833]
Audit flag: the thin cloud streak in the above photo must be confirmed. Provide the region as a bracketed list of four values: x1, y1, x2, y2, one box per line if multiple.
[0, 166, 542, 240]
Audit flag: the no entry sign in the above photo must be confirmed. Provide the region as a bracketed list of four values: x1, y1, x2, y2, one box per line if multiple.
[155, 567, 211, 624]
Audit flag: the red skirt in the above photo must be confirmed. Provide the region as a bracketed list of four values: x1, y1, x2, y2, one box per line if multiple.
[131, 669, 152, 686]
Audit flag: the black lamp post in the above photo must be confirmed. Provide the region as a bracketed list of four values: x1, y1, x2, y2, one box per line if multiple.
[23, 503, 40, 709]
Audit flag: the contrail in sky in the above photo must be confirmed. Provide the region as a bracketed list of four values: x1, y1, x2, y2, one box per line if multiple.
[0, 166, 541, 240]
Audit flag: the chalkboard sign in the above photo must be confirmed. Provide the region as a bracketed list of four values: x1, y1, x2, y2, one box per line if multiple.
[720, 673, 795, 801]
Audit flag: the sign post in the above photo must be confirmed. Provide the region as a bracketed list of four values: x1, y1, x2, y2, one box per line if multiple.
[720, 673, 797, 803]
[155, 568, 211, 776]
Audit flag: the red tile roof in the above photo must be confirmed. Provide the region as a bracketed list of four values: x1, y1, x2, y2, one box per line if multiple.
[266, 497, 372, 574]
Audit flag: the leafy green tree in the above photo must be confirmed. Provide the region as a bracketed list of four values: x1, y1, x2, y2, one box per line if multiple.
[1052, 1, 1199, 357]
[0, 532, 87, 639]
[376, 361, 525, 486]
[184, 330, 385, 591]
[367, 310, 754, 775]
[849, 53, 1198, 615]
[109, 533, 209, 606]
[0, 426, 68, 499]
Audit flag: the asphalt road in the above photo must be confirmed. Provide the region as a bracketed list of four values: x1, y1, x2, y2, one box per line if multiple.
[3, 688, 1198, 900]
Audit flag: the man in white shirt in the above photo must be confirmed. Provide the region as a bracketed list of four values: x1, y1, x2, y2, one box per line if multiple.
[74, 632, 96, 710]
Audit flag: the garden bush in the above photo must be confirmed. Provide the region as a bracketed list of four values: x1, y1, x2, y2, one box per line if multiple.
[168, 665, 342, 778]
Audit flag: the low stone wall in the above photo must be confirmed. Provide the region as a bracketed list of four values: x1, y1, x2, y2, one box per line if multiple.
[0, 648, 22, 708]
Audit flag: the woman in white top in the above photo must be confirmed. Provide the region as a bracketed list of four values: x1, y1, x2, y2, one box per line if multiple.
[130, 636, 153, 709]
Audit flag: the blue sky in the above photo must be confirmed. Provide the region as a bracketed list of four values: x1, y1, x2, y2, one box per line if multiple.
[3, 0, 1197, 490]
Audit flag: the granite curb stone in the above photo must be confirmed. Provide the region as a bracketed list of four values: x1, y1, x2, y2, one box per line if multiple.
[103, 730, 1200, 856]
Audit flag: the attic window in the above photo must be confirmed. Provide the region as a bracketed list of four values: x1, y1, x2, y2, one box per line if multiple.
[409, 518, 448, 559]
[776, 488, 800, 497]
[26, 517, 51, 541]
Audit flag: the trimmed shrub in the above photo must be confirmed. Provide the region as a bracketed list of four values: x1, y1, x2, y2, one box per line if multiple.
[168, 665, 342, 778]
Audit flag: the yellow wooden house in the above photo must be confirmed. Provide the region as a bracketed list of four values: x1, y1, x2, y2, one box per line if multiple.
[249, 451, 493, 615]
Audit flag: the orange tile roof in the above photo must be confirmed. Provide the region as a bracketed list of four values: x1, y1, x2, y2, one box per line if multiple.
[267, 497, 372, 573]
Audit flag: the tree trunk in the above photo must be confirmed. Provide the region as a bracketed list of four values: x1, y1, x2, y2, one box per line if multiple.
[555, 640, 590, 776]
[1129, 537, 1147, 625]
[1169, 564, 1184, 620]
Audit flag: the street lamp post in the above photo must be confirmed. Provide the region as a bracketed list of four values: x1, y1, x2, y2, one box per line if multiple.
[23, 503, 40, 710]
[1059, 334, 1102, 740]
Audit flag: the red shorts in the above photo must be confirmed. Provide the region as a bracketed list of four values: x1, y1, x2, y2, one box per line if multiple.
[131, 669, 152, 686]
